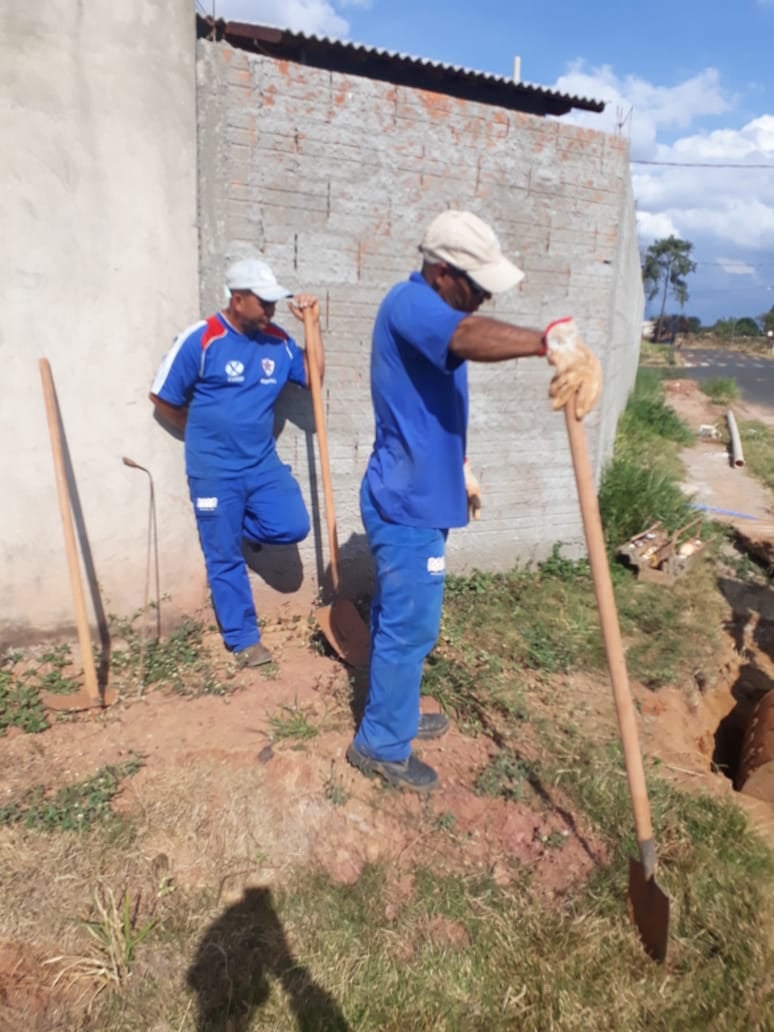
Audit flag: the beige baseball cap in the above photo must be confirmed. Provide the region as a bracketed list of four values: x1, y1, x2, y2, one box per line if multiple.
[225, 257, 293, 302]
[419, 210, 524, 294]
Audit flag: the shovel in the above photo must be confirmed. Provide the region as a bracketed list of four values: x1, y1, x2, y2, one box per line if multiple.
[302, 309, 370, 667]
[564, 402, 670, 962]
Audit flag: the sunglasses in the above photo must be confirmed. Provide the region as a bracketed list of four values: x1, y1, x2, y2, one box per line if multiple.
[450, 267, 491, 302]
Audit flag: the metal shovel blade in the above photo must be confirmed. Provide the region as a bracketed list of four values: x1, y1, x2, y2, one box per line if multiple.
[40, 685, 117, 712]
[316, 599, 370, 667]
[628, 857, 670, 962]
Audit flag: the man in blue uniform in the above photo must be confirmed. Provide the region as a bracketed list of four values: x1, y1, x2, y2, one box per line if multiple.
[150, 257, 324, 667]
[347, 210, 602, 792]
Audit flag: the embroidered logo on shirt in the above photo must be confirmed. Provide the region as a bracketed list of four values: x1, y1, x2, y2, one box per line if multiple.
[196, 497, 218, 511]
[426, 555, 446, 575]
[259, 356, 278, 385]
[225, 360, 245, 383]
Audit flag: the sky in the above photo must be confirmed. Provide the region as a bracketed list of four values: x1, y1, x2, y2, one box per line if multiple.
[202, 0, 774, 327]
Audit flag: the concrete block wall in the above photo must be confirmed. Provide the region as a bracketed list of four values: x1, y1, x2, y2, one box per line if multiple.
[197, 40, 643, 605]
[1, 1, 202, 640]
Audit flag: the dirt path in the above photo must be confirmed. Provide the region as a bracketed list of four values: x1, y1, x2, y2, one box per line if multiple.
[665, 378, 774, 544]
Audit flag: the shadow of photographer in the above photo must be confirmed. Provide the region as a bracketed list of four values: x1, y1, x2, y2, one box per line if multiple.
[186, 886, 350, 1031]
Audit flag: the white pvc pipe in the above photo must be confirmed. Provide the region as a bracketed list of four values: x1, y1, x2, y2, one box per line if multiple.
[726, 409, 745, 468]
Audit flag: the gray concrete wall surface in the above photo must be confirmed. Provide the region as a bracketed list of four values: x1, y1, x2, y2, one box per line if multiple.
[2, 1, 202, 640]
[197, 40, 643, 606]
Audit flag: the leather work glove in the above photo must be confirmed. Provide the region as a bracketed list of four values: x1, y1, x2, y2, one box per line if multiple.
[542, 317, 603, 419]
[464, 459, 482, 521]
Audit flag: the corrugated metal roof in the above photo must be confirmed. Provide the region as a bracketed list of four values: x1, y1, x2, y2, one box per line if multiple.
[196, 16, 605, 118]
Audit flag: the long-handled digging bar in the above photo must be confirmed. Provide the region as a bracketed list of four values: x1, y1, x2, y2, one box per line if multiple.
[302, 309, 370, 667]
[564, 401, 670, 962]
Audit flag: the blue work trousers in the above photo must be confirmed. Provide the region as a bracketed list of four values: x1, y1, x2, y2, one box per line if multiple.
[189, 459, 309, 652]
[354, 479, 447, 762]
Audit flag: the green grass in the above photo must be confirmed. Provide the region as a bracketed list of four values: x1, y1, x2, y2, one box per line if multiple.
[598, 368, 697, 549]
[474, 749, 542, 803]
[1, 614, 230, 738]
[701, 376, 740, 405]
[616, 368, 695, 453]
[0, 759, 142, 832]
[739, 420, 774, 493]
[0, 663, 48, 734]
[638, 340, 681, 366]
[108, 613, 229, 696]
[598, 458, 696, 550]
[35, 643, 81, 694]
[0, 643, 86, 735]
[83, 782, 773, 1031]
[269, 702, 320, 742]
[431, 539, 722, 714]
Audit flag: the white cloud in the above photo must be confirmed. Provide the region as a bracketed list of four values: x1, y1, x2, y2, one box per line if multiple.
[636, 210, 680, 241]
[555, 64, 774, 255]
[679, 199, 774, 251]
[717, 259, 757, 276]
[664, 114, 774, 161]
[204, 0, 350, 36]
[553, 63, 732, 158]
[555, 62, 774, 318]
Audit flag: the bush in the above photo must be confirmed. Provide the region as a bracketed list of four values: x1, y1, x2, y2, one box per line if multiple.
[599, 369, 695, 548]
[599, 457, 695, 549]
[701, 377, 739, 406]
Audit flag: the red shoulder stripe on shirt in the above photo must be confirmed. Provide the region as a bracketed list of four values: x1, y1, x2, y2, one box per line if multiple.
[264, 322, 290, 342]
[202, 315, 228, 350]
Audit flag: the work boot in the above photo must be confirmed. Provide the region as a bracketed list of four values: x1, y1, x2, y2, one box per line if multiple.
[236, 642, 273, 668]
[346, 742, 439, 793]
[416, 712, 450, 740]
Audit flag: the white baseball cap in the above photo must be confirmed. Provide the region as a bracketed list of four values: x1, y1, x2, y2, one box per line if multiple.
[225, 257, 293, 302]
[419, 210, 524, 294]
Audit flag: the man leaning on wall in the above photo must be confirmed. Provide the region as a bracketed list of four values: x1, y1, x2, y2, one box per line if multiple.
[149, 256, 324, 668]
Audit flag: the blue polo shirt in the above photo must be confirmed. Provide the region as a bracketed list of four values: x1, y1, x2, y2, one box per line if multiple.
[365, 272, 469, 529]
[152, 313, 307, 479]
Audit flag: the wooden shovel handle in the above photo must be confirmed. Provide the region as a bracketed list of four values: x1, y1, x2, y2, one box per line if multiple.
[39, 359, 101, 704]
[564, 405, 656, 865]
[302, 309, 341, 594]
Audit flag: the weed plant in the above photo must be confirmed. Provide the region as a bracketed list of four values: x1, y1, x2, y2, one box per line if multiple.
[739, 420, 774, 493]
[598, 368, 696, 548]
[269, 702, 320, 742]
[0, 760, 142, 831]
[0, 643, 84, 734]
[701, 376, 740, 405]
[108, 613, 227, 696]
[0, 662, 48, 734]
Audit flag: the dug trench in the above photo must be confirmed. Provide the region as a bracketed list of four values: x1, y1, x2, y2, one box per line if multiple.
[645, 378, 774, 832]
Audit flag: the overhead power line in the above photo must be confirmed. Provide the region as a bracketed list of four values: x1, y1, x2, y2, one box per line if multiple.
[632, 159, 774, 168]
[694, 260, 774, 270]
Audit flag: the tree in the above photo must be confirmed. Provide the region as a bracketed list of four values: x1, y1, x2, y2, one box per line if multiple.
[734, 317, 760, 337]
[641, 236, 697, 329]
[761, 305, 774, 336]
